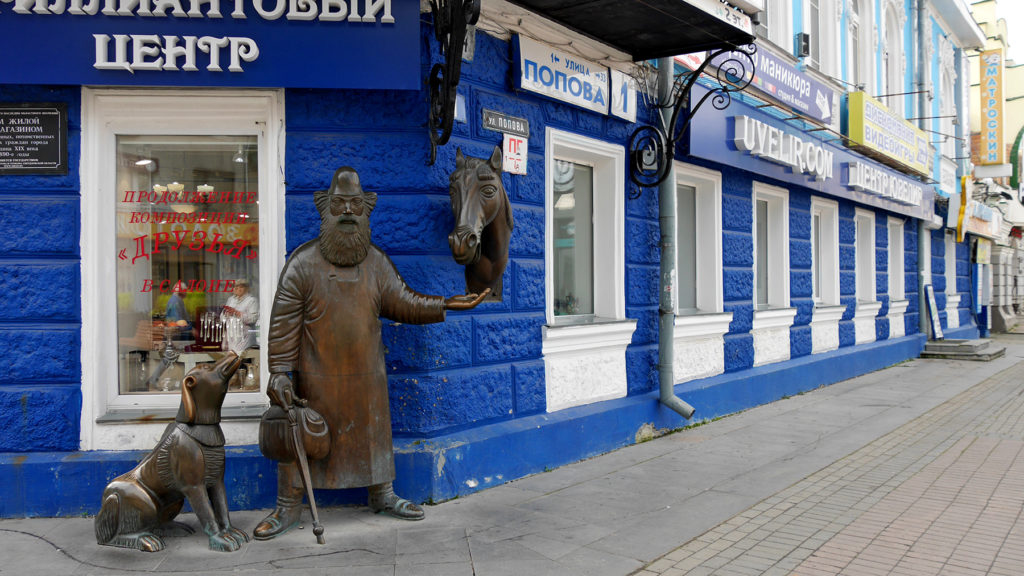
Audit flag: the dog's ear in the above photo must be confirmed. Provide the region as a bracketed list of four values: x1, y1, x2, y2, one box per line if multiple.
[181, 375, 198, 423]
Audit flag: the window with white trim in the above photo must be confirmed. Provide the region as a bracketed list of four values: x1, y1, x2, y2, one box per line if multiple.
[941, 68, 956, 159]
[675, 163, 723, 315]
[882, 6, 903, 114]
[855, 209, 876, 302]
[811, 197, 840, 306]
[546, 129, 626, 325]
[945, 231, 957, 294]
[753, 182, 790, 309]
[888, 217, 905, 299]
[756, 0, 793, 51]
[81, 89, 285, 450]
[543, 128, 634, 413]
[806, 0, 838, 75]
[847, 0, 871, 92]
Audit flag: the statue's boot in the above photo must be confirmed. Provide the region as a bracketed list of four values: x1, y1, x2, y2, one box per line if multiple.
[368, 481, 424, 521]
[253, 465, 304, 540]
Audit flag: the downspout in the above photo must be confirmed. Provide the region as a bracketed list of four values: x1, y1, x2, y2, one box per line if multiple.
[916, 0, 930, 337]
[657, 57, 696, 420]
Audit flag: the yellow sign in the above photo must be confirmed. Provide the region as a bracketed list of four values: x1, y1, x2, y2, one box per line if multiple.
[846, 91, 931, 178]
[980, 48, 1005, 165]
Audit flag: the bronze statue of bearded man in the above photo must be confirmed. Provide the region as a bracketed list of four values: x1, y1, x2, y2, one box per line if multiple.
[254, 167, 488, 539]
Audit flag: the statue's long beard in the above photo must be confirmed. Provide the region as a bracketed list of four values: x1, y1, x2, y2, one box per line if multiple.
[319, 214, 371, 267]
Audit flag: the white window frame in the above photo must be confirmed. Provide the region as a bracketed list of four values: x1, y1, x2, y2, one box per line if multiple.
[940, 68, 956, 159]
[753, 182, 790, 310]
[944, 231, 961, 328]
[887, 217, 905, 300]
[672, 163, 731, 383]
[810, 197, 842, 353]
[80, 89, 285, 451]
[847, 0, 873, 93]
[544, 128, 626, 326]
[855, 208, 877, 303]
[674, 162, 723, 315]
[758, 0, 793, 52]
[811, 197, 840, 306]
[807, 0, 839, 76]
[854, 208, 880, 343]
[945, 231, 958, 295]
[542, 128, 635, 413]
[882, 4, 904, 115]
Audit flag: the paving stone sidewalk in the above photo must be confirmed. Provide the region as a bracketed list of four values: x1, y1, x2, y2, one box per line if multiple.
[634, 338, 1024, 576]
[3, 336, 1024, 575]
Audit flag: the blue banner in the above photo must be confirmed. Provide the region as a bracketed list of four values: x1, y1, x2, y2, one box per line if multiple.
[710, 43, 837, 125]
[0, 0, 419, 89]
[687, 84, 935, 221]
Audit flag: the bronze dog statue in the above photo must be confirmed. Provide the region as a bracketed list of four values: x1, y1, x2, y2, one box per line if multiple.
[95, 353, 250, 552]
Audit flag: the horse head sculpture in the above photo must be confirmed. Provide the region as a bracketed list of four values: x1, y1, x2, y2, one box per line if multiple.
[448, 146, 514, 300]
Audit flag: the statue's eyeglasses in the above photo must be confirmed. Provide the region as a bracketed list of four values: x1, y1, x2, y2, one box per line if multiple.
[330, 196, 364, 212]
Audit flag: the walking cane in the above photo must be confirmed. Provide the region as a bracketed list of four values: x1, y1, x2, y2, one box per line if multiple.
[286, 396, 326, 545]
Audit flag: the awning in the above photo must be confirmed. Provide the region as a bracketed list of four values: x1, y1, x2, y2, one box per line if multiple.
[505, 0, 756, 60]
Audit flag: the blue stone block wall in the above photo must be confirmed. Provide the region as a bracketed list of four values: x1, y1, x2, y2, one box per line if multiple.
[721, 168, 754, 372]
[903, 218, 920, 335]
[875, 213, 889, 339]
[838, 202, 857, 346]
[285, 25, 638, 437]
[0, 86, 82, 452]
[789, 188, 813, 359]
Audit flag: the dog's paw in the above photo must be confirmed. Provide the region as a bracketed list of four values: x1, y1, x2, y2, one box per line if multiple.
[208, 530, 244, 552]
[137, 533, 166, 552]
[225, 526, 250, 544]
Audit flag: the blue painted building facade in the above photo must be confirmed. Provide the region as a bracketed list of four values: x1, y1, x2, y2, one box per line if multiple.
[0, 0, 988, 517]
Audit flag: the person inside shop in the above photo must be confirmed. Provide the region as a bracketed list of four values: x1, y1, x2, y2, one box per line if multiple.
[223, 278, 258, 349]
[164, 291, 190, 341]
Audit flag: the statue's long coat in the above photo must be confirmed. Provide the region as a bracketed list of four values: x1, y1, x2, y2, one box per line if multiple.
[268, 240, 445, 489]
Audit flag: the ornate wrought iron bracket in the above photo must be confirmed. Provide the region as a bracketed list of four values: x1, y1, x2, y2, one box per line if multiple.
[427, 0, 481, 166]
[628, 44, 757, 193]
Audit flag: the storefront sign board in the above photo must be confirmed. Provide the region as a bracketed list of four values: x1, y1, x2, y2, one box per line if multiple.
[686, 84, 934, 221]
[979, 48, 1005, 165]
[962, 199, 1002, 240]
[846, 91, 931, 178]
[0, 103, 67, 175]
[514, 36, 610, 115]
[0, 1, 419, 90]
[708, 43, 837, 125]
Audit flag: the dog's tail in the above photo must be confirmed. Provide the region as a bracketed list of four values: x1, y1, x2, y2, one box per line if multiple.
[94, 493, 120, 545]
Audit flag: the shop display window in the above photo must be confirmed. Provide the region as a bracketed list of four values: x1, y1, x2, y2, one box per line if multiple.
[81, 89, 284, 450]
[115, 135, 260, 396]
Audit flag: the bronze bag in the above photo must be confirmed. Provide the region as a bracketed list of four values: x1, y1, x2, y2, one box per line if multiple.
[259, 405, 330, 462]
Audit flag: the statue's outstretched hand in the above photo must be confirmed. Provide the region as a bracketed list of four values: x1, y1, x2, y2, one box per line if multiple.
[445, 288, 491, 310]
[268, 373, 296, 409]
